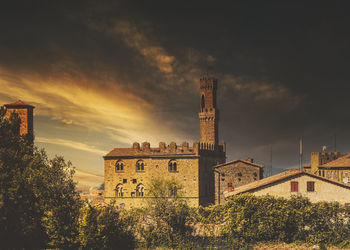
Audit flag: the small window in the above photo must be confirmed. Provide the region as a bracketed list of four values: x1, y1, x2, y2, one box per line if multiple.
[221, 178, 225, 181]
[253, 172, 257, 177]
[136, 184, 144, 197]
[136, 160, 145, 171]
[169, 186, 177, 197]
[168, 160, 177, 172]
[307, 181, 315, 192]
[115, 184, 124, 197]
[115, 161, 125, 172]
[132, 179, 137, 184]
[238, 178, 241, 182]
[123, 179, 127, 184]
[221, 173, 225, 177]
[237, 172, 242, 177]
[228, 182, 232, 188]
[291, 181, 298, 192]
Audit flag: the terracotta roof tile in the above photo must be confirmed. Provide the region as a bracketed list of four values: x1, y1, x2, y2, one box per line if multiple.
[321, 153, 350, 167]
[5, 100, 34, 108]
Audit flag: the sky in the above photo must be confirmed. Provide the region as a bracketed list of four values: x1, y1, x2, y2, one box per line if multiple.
[1, 1, 350, 176]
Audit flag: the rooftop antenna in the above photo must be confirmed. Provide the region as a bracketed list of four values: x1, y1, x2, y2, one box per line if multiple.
[299, 138, 303, 170]
[270, 144, 273, 177]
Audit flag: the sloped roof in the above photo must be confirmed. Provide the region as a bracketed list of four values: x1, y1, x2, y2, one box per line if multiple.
[321, 153, 350, 168]
[225, 169, 350, 197]
[4, 100, 34, 108]
[214, 159, 264, 169]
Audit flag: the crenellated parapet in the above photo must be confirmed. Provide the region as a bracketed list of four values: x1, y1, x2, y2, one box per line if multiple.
[104, 141, 207, 159]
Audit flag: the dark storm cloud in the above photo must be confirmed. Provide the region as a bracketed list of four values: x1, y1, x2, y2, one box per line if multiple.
[1, 0, 350, 171]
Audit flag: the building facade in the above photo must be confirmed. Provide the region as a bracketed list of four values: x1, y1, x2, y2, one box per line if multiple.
[104, 77, 226, 209]
[213, 158, 264, 204]
[4, 100, 34, 136]
[225, 169, 350, 205]
[304, 151, 350, 185]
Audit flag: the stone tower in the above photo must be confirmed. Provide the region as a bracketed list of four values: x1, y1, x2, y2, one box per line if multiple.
[4, 100, 34, 136]
[198, 76, 219, 145]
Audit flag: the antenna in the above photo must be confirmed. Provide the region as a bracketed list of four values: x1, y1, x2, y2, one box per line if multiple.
[299, 138, 303, 170]
[270, 144, 273, 177]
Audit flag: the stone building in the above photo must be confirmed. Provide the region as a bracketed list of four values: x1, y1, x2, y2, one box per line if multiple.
[303, 151, 350, 185]
[4, 100, 34, 136]
[104, 76, 226, 209]
[213, 158, 264, 204]
[225, 169, 350, 205]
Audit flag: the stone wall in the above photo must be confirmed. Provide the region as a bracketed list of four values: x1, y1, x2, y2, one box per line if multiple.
[214, 160, 263, 204]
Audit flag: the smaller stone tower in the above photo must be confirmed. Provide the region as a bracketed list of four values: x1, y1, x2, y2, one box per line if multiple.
[198, 76, 219, 145]
[4, 100, 34, 136]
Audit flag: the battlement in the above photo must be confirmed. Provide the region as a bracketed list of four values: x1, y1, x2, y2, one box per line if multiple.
[105, 141, 199, 158]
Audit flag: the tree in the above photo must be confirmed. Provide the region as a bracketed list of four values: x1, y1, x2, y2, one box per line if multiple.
[0, 107, 82, 248]
[140, 178, 192, 248]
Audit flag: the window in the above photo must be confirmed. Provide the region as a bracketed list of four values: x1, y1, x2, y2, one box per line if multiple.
[228, 182, 232, 188]
[291, 181, 298, 192]
[201, 95, 205, 109]
[168, 160, 177, 172]
[307, 181, 315, 192]
[237, 172, 242, 177]
[115, 184, 124, 197]
[136, 184, 144, 197]
[253, 172, 257, 177]
[136, 160, 145, 171]
[169, 185, 177, 197]
[123, 179, 127, 184]
[115, 161, 124, 172]
[132, 179, 137, 184]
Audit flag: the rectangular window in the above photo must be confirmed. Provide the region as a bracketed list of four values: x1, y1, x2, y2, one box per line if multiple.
[291, 181, 298, 192]
[307, 181, 315, 192]
[123, 179, 127, 184]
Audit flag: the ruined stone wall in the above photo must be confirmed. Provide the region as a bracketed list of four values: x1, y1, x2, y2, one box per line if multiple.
[214, 162, 262, 204]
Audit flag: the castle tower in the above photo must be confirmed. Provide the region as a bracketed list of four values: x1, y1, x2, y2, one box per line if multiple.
[4, 100, 34, 136]
[198, 76, 219, 145]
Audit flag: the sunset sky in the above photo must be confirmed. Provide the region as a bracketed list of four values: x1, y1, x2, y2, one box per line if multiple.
[1, 1, 350, 176]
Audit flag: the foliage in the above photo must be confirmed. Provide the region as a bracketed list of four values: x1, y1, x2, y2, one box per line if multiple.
[0, 109, 82, 248]
[78, 204, 136, 249]
[138, 178, 193, 248]
[191, 194, 350, 248]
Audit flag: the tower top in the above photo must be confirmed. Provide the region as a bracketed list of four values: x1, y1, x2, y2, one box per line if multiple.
[5, 100, 35, 109]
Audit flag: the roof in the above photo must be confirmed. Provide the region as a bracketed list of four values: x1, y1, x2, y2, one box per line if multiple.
[4, 100, 34, 108]
[225, 169, 350, 197]
[321, 153, 350, 168]
[214, 159, 264, 169]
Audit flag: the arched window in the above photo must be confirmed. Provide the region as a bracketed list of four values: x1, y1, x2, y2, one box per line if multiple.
[169, 186, 177, 197]
[136, 160, 145, 171]
[168, 160, 177, 172]
[136, 183, 145, 197]
[115, 184, 124, 197]
[115, 161, 125, 172]
[201, 95, 205, 109]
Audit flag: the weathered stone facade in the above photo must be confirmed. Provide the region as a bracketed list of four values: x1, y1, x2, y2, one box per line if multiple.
[104, 76, 226, 209]
[4, 100, 34, 136]
[304, 152, 350, 185]
[213, 158, 264, 204]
